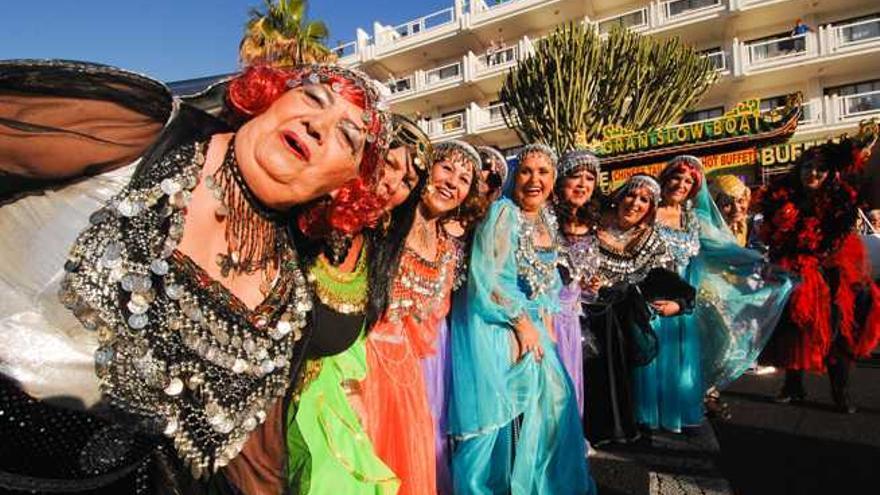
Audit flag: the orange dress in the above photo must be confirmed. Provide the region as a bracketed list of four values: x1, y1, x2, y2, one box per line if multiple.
[361, 238, 459, 495]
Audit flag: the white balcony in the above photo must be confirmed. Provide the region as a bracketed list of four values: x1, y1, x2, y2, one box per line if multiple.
[742, 32, 817, 72]
[332, 41, 358, 60]
[473, 45, 521, 78]
[798, 100, 822, 127]
[469, 0, 530, 15]
[380, 7, 456, 45]
[835, 89, 880, 122]
[729, 0, 791, 9]
[425, 60, 465, 88]
[422, 111, 468, 140]
[658, 0, 724, 24]
[825, 17, 880, 54]
[473, 102, 510, 132]
[597, 7, 650, 34]
[702, 48, 729, 74]
[386, 74, 416, 98]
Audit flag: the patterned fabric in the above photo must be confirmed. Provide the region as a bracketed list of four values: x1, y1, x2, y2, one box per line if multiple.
[361, 235, 459, 495]
[448, 198, 594, 494]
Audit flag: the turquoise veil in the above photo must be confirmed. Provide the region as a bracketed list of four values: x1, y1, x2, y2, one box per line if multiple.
[689, 181, 794, 389]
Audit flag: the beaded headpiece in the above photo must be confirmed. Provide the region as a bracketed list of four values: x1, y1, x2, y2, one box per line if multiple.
[615, 174, 662, 206]
[285, 64, 392, 152]
[517, 143, 558, 168]
[659, 155, 704, 197]
[476, 146, 509, 186]
[434, 140, 482, 176]
[389, 114, 432, 173]
[557, 149, 600, 178]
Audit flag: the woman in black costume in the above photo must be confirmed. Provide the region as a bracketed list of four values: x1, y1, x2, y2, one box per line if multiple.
[0, 60, 390, 494]
[584, 175, 695, 446]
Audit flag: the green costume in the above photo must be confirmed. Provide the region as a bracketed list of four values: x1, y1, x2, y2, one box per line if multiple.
[287, 249, 399, 494]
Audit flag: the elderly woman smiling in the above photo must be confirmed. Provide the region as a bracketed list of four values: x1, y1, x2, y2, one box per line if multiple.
[0, 60, 390, 493]
[449, 144, 595, 494]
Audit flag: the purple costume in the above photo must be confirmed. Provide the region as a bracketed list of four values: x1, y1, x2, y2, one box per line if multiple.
[422, 312, 453, 494]
[555, 233, 598, 419]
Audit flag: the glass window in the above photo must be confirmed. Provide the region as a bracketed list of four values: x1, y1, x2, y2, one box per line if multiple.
[835, 15, 880, 44]
[667, 0, 720, 18]
[598, 9, 647, 33]
[681, 106, 724, 123]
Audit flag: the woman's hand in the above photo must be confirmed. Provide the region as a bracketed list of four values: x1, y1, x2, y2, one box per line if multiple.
[514, 316, 544, 362]
[582, 276, 603, 294]
[650, 299, 681, 317]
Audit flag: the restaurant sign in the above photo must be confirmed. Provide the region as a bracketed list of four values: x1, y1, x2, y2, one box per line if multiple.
[593, 100, 765, 158]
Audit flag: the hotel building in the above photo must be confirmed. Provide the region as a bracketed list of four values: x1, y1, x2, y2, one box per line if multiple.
[329, 0, 880, 177]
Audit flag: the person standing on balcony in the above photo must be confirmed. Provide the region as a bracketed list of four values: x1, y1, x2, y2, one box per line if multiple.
[790, 18, 813, 52]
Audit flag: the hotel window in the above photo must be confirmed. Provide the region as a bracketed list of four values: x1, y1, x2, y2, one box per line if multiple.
[680, 106, 724, 123]
[826, 80, 880, 117]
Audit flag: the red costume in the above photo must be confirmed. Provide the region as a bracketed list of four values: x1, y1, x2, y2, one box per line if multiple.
[758, 133, 880, 410]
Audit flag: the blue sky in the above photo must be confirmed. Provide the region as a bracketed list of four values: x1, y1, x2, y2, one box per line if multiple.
[0, 0, 449, 82]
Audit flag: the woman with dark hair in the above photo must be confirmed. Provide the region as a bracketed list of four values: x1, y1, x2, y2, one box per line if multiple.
[417, 144, 503, 495]
[449, 144, 595, 494]
[476, 145, 510, 203]
[632, 156, 706, 432]
[285, 115, 429, 495]
[552, 149, 602, 419]
[0, 60, 390, 493]
[358, 139, 483, 495]
[584, 174, 689, 445]
[758, 137, 880, 413]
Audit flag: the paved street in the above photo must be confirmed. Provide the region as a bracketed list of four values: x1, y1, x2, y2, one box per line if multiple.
[592, 356, 880, 495]
[712, 358, 880, 495]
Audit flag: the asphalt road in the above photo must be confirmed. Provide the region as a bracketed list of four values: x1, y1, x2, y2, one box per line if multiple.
[712, 358, 880, 495]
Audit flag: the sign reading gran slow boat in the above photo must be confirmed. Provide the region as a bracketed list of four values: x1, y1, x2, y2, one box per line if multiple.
[589, 96, 802, 190]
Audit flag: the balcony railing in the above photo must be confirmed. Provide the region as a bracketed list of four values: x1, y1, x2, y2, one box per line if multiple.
[702, 49, 727, 72]
[425, 61, 463, 87]
[474, 45, 520, 75]
[832, 17, 880, 51]
[332, 41, 358, 59]
[662, 0, 722, 20]
[838, 89, 880, 120]
[424, 112, 467, 138]
[597, 7, 649, 34]
[379, 7, 456, 45]
[387, 75, 416, 96]
[473, 0, 527, 12]
[745, 32, 811, 67]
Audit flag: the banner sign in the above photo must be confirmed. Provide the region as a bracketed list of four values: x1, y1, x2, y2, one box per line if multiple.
[593, 100, 766, 158]
[600, 148, 759, 190]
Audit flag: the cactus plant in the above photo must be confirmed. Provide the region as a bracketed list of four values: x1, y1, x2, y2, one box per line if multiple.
[500, 23, 717, 152]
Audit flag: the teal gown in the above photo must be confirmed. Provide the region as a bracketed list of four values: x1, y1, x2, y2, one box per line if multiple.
[448, 198, 595, 494]
[633, 183, 794, 431]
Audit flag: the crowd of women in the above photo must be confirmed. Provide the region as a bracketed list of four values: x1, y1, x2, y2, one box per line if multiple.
[0, 59, 878, 495]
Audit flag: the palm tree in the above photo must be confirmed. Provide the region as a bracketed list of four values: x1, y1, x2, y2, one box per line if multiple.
[240, 0, 336, 66]
[500, 23, 718, 153]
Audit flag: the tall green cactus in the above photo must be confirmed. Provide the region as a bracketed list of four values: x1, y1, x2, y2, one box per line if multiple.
[500, 23, 717, 152]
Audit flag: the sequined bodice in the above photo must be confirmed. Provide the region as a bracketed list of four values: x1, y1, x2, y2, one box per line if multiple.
[386, 236, 457, 324]
[595, 228, 674, 287]
[560, 233, 598, 286]
[59, 142, 312, 477]
[656, 208, 700, 273]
